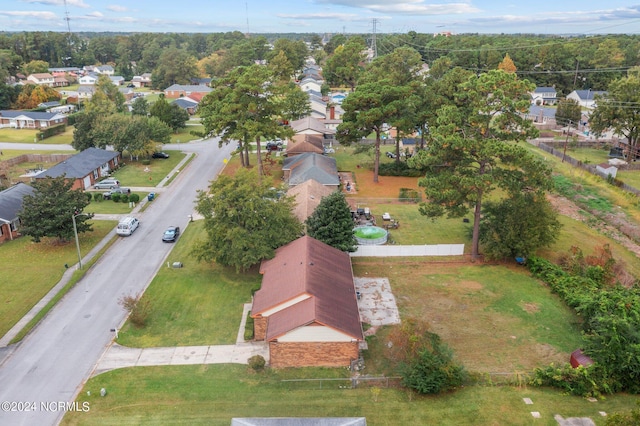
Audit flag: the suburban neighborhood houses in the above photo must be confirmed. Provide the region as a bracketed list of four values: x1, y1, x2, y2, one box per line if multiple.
[1, 24, 640, 426]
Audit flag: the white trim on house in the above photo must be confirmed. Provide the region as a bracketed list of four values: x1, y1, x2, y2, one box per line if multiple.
[277, 325, 354, 342]
[260, 294, 312, 317]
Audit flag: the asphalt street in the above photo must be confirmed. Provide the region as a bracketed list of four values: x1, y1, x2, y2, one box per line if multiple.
[0, 138, 234, 425]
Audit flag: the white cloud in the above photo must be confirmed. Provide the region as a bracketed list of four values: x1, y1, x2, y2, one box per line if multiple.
[20, 0, 89, 8]
[0, 10, 58, 19]
[315, 0, 480, 15]
[107, 5, 128, 12]
[278, 12, 361, 21]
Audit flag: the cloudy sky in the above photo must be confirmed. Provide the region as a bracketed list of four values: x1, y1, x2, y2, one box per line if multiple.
[1, 0, 639, 34]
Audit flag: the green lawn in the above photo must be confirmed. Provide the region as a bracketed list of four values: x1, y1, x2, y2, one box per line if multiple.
[0, 220, 117, 337]
[62, 364, 640, 425]
[110, 153, 186, 187]
[116, 220, 260, 347]
[170, 123, 204, 143]
[85, 193, 149, 214]
[0, 126, 75, 144]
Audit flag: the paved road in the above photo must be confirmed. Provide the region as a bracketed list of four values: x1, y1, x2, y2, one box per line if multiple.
[0, 138, 234, 425]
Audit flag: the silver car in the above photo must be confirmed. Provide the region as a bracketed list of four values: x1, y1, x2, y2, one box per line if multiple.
[94, 179, 120, 189]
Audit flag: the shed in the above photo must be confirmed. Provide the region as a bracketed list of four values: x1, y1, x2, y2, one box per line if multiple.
[570, 349, 594, 368]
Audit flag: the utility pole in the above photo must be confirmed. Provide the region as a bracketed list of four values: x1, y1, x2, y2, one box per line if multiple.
[562, 119, 573, 163]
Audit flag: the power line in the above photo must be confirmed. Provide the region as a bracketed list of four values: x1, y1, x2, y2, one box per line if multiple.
[370, 19, 378, 61]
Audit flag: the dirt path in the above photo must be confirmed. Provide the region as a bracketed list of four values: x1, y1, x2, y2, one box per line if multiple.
[548, 194, 640, 256]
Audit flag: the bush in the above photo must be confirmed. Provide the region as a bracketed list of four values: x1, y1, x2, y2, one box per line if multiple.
[378, 161, 424, 177]
[400, 332, 467, 394]
[111, 193, 121, 203]
[399, 188, 421, 202]
[141, 159, 151, 165]
[37, 124, 66, 140]
[118, 293, 152, 328]
[248, 355, 266, 372]
[530, 363, 614, 397]
[121, 194, 129, 203]
[129, 193, 140, 203]
[86, 192, 93, 202]
[93, 192, 103, 202]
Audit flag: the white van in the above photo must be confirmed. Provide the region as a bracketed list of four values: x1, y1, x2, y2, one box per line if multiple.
[116, 216, 140, 236]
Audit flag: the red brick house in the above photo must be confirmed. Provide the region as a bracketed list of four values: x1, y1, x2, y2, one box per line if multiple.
[251, 236, 364, 368]
[34, 147, 121, 190]
[0, 183, 35, 243]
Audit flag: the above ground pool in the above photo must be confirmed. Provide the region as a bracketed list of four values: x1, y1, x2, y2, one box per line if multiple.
[353, 225, 389, 245]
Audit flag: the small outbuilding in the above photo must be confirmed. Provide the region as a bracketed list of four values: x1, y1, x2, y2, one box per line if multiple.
[570, 349, 594, 368]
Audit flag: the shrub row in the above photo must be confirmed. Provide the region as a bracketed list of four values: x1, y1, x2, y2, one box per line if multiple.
[527, 256, 640, 395]
[378, 161, 424, 177]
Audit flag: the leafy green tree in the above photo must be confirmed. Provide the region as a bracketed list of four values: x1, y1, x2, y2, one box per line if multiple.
[305, 191, 358, 252]
[199, 64, 304, 175]
[130, 96, 149, 116]
[361, 46, 425, 160]
[590, 70, 640, 147]
[268, 50, 295, 81]
[193, 168, 302, 272]
[149, 94, 190, 132]
[83, 75, 124, 115]
[0, 81, 19, 109]
[19, 176, 93, 243]
[151, 46, 199, 89]
[555, 98, 582, 128]
[323, 37, 366, 91]
[268, 38, 308, 73]
[22, 59, 49, 75]
[72, 111, 100, 151]
[479, 193, 561, 260]
[91, 114, 169, 157]
[408, 69, 545, 259]
[401, 333, 467, 395]
[338, 80, 409, 182]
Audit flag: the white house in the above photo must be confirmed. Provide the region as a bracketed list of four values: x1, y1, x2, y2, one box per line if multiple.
[531, 87, 557, 105]
[567, 90, 607, 109]
[78, 74, 98, 85]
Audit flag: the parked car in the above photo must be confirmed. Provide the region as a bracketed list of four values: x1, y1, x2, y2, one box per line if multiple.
[116, 216, 139, 236]
[103, 187, 131, 199]
[94, 179, 120, 189]
[324, 147, 335, 154]
[265, 141, 283, 151]
[386, 152, 396, 159]
[152, 151, 170, 159]
[162, 226, 180, 243]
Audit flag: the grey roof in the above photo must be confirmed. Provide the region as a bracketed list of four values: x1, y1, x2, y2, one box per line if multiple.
[573, 90, 607, 100]
[38, 101, 61, 108]
[0, 110, 63, 120]
[164, 84, 212, 93]
[172, 98, 199, 109]
[35, 147, 119, 179]
[231, 418, 366, 426]
[0, 183, 35, 222]
[529, 105, 556, 118]
[534, 86, 556, 93]
[282, 152, 339, 186]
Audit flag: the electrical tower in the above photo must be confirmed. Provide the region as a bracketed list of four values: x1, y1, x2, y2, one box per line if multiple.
[63, 0, 73, 65]
[370, 19, 378, 61]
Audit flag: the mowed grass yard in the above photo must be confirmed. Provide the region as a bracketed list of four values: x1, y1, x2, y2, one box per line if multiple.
[62, 364, 640, 426]
[116, 221, 260, 347]
[0, 220, 116, 337]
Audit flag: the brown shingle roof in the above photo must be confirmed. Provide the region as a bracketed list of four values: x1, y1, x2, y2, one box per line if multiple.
[252, 236, 363, 341]
[286, 134, 325, 156]
[287, 179, 336, 223]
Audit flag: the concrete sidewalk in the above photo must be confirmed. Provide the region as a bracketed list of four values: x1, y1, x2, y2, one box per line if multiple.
[92, 342, 269, 376]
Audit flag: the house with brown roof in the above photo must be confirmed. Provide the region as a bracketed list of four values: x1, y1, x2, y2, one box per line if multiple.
[285, 134, 325, 157]
[26, 73, 55, 87]
[287, 179, 336, 223]
[251, 235, 364, 368]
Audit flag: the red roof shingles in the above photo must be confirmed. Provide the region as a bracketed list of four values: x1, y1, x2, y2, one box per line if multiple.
[252, 236, 363, 341]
